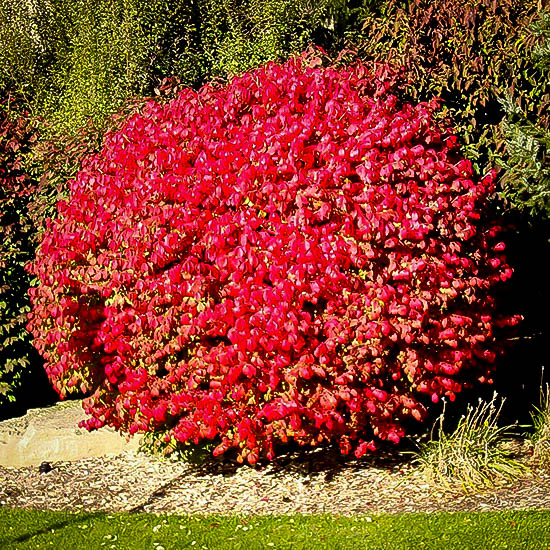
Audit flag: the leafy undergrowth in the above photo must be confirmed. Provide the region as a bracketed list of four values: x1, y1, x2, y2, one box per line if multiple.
[0, 509, 548, 550]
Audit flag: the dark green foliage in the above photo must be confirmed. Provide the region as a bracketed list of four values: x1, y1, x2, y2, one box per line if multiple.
[0, 99, 37, 403]
[353, 0, 543, 173]
[500, 11, 550, 220]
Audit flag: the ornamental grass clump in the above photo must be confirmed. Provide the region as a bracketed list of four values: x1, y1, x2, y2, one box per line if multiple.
[415, 395, 527, 490]
[27, 51, 520, 464]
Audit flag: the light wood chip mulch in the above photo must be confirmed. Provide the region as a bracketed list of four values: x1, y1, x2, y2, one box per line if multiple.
[1, 445, 549, 516]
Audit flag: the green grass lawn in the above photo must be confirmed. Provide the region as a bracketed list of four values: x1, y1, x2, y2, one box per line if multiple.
[0, 509, 548, 549]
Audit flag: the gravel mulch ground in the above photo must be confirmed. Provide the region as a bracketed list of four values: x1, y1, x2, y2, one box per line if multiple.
[1, 444, 549, 516]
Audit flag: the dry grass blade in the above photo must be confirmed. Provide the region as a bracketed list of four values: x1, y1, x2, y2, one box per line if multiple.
[531, 382, 550, 470]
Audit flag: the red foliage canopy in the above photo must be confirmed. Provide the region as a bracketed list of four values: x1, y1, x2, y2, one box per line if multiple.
[28, 52, 519, 463]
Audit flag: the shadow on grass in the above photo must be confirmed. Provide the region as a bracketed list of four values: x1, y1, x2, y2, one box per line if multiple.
[1, 511, 103, 546]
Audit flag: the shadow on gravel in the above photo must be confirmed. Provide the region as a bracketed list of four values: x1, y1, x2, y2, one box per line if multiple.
[164, 438, 417, 478]
[125, 440, 419, 513]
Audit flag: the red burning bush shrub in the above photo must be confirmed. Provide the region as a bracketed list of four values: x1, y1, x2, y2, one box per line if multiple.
[27, 52, 519, 463]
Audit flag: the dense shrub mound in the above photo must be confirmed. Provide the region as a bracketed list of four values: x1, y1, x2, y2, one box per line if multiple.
[28, 53, 519, 463]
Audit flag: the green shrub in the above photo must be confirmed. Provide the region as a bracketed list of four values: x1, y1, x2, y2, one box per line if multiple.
[197, 0, 351, 78]
[1, 0, 371, 137]
[500, 10, 550, 220]
[37, 0, 183, 136]
[0, 0, 198, 136]
[0, 0, 66, 106]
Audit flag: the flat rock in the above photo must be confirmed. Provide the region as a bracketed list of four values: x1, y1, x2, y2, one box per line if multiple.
[0, 400, 142, 467]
